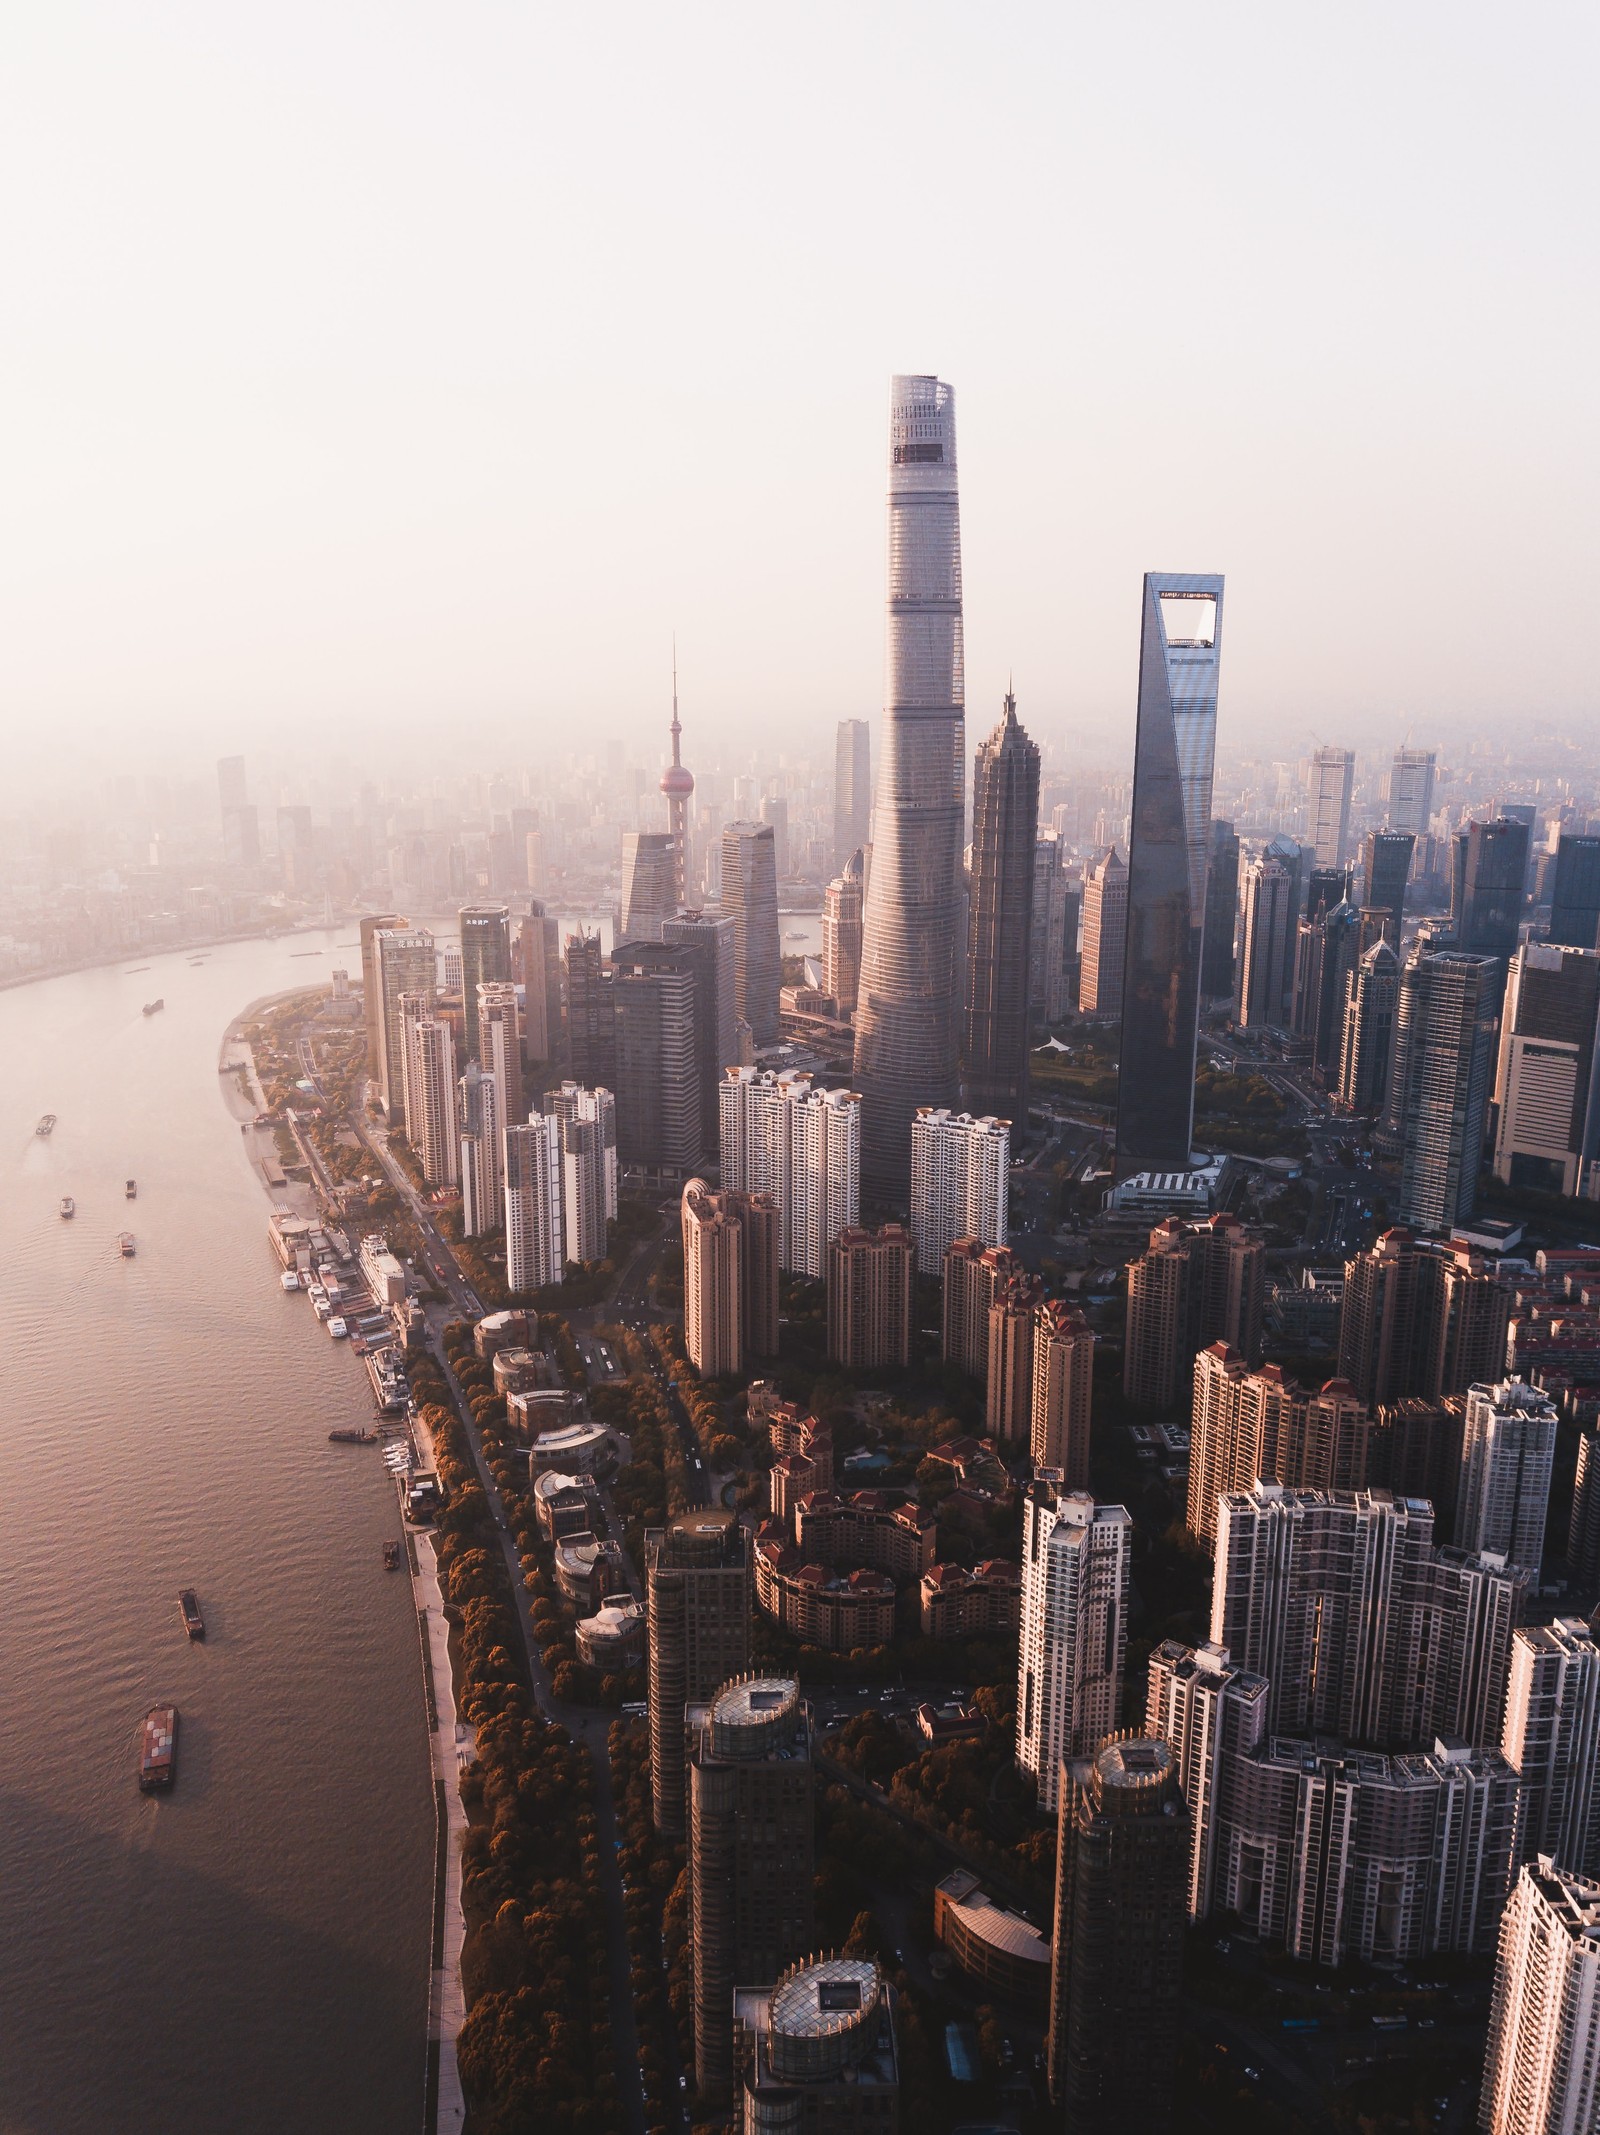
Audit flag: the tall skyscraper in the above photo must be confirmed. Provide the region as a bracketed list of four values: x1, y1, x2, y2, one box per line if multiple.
[1028, 833, 1076, 1029]
[1337, 1229, 1511, 1408]
[759, 793, 789, 879]
[718, 1067, 861, 1276]
[1386, 950, 1498, 1232]
[660, 656, 695, 905]
[720, 822, 781, 1047]
[504, 1115, 563, 1291]
[1361, 828, 1415, 948]
[1186, 1347, 1367, 1544]
[688, 1676, 815, 2098]
[1237, 846, 1296, 1029]
[477, 981, 524, 1131]
[662, 910, 738, 1153]
[612, 940, 703, 1178]
[1122, 1213, 1265, 1409]
[681, 1179, 778, 1375]
[1078, 847, 1128, 1016]
[1016, 1480, 1132, 1812]
[1493, 944, 1600, 1197]
[962, 690, 1040, 1116]
[1389, 747, 1437, 835]
[1459, 1378, 1558, 1577]
[1550, 833, 1600, 951]
[1048, 1737, 1189, 2131]
[1456, 816, 1531, 967]
[216, 755, 248, 814]
[1144, 1640, 1269, 1920]
[986, 1273, 1045, 1445]
[909, 1108, 1009, 1275]
[853, 375, 966, 1197]
[620, 830, 679, 944]
[941, 1239, 1022, 1381]
[1032, 1302, 1095, 1485]
[1336, 935, 1400, 1114]
[1115, 573, 1225, 1180]
[833, 718, 872, 873]
[736, 1959, 900, 2132]
[1212, 1482, 1525, 1749]
[826, 1224, 914, 1370]
[1570, 1431, 1600, 1593]
[821, 853, 865, 1015]
[1308, 746, 1356, 868]
[517, 902, 564, 1070]
[646, 1510, 750, 1838]
[1481, 1859, 1600, 2135]
[458, 1061, 501, 1238]
[458, 905, 511, 1067]
[564, 930, 616, 1089]
[404, 1012, 459, 1185]
[546, 1082, 617, 1265]
[360, 912, 403, 1082]
[1200, 819, 1240, 999]
[373, 927, 435, 1121]
[1502, 1620, 1600, 1879]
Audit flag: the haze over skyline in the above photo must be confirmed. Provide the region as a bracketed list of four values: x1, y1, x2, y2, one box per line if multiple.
[3, 0, 1595, 788]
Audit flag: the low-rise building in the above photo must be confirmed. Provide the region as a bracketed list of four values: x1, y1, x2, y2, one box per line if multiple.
[532, 1469, 597, 1541]
[752, 1534, 896, 1651]
[553, 1531, 630, 1610]
[734, 1958, 899, 2134]
[474, 1308, 537, 1361]
[919, 1560, 1021, 1640]
[576, 1598, 647, 1670]
[932, 1870, 1051, 2009]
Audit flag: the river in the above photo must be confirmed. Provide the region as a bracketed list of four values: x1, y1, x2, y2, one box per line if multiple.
[0, 929, 433, 2135]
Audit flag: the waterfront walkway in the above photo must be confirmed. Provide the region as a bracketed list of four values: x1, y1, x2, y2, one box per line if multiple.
[410, 1433, 469, 2134]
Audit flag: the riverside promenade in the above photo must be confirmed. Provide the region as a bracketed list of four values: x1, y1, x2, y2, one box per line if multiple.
[411, 1519, 469, 2135]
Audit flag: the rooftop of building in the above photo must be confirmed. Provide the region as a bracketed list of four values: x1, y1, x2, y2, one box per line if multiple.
[934, 1871, 1050, 1966]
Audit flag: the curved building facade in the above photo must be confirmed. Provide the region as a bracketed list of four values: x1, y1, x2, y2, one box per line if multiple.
[853, 375, 965, 1197]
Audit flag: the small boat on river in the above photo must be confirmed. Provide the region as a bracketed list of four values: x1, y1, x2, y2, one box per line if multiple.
[142, 1000, 164, 1016]
[59, 1196, 75, 1219]
[118, 1233, 136, 1257]
[178, 1589, 205, 1640]
[139, 1706, 178, 1791]
[36, 1114, 56, 1137]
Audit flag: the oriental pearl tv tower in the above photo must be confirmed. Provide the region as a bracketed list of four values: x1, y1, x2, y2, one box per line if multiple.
[661, 647, 695, 904]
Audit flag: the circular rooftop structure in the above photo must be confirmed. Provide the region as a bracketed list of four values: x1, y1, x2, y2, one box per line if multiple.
[767, 1957, 883, 2083]
[708, 1675, 799, 1758]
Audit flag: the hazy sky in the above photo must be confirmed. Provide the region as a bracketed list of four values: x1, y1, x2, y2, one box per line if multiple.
[2, 1, 1595, 786]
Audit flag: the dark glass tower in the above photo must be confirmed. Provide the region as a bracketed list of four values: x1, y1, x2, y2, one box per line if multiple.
[1114, 574, 1224, 1179]
[1200, 819, 1239, 998]
[1457, 817, 1530, 961]
[962, 691, 1040, 1117]
[458, 905, 511, 1066]
[1361, 828, 1415, 948]
[1551, 834, 1600, 950]
[854, 375, 965, 1199]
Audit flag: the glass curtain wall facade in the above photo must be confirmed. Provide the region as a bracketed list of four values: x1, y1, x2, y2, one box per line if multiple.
[853, 375, 966, 1199]
[1114, 574, 1225, 1179]
[962, 691, 1040, 1116]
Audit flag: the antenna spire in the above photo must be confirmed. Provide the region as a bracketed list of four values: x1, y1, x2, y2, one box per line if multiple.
[671, 635, 682, 765]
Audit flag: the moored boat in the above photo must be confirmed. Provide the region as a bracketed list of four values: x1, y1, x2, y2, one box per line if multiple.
[280, 1269, 301, 1292]
[329, 1426, 377, 1444]
[383, 1540, 402, 1571]
[178, 1588, 205, 1640]
[139, 1706, 178, 1791]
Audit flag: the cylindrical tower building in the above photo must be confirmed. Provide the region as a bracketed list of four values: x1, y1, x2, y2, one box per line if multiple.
[852, 375, 965, 1200]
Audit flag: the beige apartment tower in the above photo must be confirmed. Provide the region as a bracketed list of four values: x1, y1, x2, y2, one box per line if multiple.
[825, 1223, 914, 1370]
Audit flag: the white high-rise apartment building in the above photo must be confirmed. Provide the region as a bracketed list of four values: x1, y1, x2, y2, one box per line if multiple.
[1460, 1379, 1559, 1577]
[1480, 1859, 1600, 2135]
[546, 1082, 618, 1266]
[1503, 1621, 1600, 1880]
[718, 1068, 861, 1277]
[909, 1107, 1009, 1276]
[373, 927, 435, 1122]
[477, 982, 524, 1130]
[1015, 1478, 1131, 1813]
[504, 1116, 563, 1292]
[1389, 748, 1438, 836]
[458, 1061, 501, 1238]
[1308, 746, 1356, 869]
[1144, 1639, 1270, 1920]
[404, 1012, 459, 1187]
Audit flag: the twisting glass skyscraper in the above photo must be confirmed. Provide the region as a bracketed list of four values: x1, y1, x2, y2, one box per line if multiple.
[853, 375, 965, 1197]
[1114, 574, 1225, 1179]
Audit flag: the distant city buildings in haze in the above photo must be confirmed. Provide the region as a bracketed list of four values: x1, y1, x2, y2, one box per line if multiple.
[853, 375, 966, 1197]
[821, 852, 864, 1015]
[1115, 574, 1224, 1180]
[961, 690, 1039, 1116]
[1388, 747, 1437, 835]
[833, 717, 871, 873]
[1201, 819, 1240, 998]
[458, 905, 511, 1067]
[1308, 745, 1355, 868]
[719, 822, 781, 1047]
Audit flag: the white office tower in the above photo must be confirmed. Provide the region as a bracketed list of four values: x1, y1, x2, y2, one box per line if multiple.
[504, 1116, 564, 1291]
[1480, 1859, 1600, 2135]
[1460, 1379, 1559, 1577]
[373, 926, 435, 1121]
[1308, 746, 1356, 869]
[1390, 747, 1438, 836]
[546, 1082, 618, 1266]
[620, 829, 679, 944]
[458, 1062, 501, 1238]
[1015, 1478, 1131, 1812]
[718, 1068, 861, 1277]
[909, 1108, 1009, 1276]
[1503, 1622, 1600, 1879]
[404, 1010, 459, 1187]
